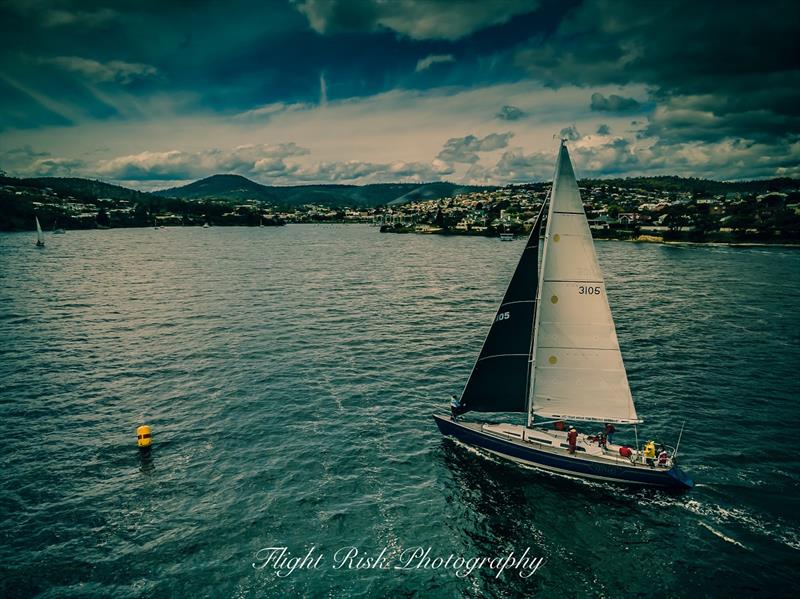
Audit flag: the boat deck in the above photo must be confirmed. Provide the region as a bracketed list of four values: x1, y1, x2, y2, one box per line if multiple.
[471, 421, 673, 470]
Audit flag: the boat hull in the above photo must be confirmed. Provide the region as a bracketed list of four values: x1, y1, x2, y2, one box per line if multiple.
[433, 415, 693, 490]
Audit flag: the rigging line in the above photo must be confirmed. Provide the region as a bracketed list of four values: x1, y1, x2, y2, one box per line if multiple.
[526, 189, 552, 428]
[535, 346, 621, 351]
[499, 300, 535, 307]
[543, 279, 604, 283]
[477, 353, 530, 361]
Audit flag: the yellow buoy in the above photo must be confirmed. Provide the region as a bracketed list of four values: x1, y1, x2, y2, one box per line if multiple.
[137, 425, 152, 448]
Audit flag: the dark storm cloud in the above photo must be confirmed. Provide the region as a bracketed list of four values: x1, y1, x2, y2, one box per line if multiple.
[559, 125, 580, 141]
[492, 150, 553, 182]
[515, 0, 800, 146]
[590, 92, 640, 112]
[293, 0, 539, 40]
[1, 0, 797, 182]
[496, 105, 525, 121]
[1, 145, 86, 176]
[436, 132, 514, 163]
[642, 81, 800, 143]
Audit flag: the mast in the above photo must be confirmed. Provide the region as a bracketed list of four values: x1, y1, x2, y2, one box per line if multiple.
[525, 151, 566, 428]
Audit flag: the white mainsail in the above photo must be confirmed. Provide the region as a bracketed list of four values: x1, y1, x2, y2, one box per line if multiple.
[35, 216, 45, 246]
[529, 142, 640, 424]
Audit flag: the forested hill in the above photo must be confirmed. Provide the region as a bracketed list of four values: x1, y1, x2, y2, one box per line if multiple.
[579, 175, 798, 195]
[0, 176, 150, 202]
[153, 174, 492, 207]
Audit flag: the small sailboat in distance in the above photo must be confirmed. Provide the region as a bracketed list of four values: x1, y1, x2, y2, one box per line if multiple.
[434, 140, 693, 490]
[35, 216, 45, 247]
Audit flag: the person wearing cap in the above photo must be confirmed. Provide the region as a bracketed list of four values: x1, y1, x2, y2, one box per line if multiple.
[567, 426, 578, 454]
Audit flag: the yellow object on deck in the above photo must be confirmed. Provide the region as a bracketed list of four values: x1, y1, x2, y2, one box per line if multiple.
[644, 441, 656, 458]
[137, 425, 152, 448]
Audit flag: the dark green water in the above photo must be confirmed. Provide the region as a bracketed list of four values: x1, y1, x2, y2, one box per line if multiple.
[1, 225, 798, 598]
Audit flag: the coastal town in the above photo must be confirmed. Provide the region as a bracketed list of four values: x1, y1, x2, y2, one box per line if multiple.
[2, 175, 799, 243]
[371, 181, 800, 243]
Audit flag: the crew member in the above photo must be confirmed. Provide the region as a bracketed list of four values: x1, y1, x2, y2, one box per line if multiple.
[567, 427, 578, 454]
[644, 440, 656, 467]
[450, 395, 462, 421]
[604, 423, 616, 444]
[657, 448, 669, 467]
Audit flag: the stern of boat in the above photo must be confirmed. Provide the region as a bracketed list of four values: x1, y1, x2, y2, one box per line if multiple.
[666, 465, 694, 490]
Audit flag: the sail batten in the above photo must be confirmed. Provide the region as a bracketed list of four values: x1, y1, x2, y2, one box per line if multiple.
[529, 142, 640, 424]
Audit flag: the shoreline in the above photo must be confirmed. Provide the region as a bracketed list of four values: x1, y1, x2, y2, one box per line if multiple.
[4, 223, 800, 248]
[377, 225, 800, 248]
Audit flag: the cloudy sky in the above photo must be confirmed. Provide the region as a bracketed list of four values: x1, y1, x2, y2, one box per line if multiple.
[1, 0, 798, 189]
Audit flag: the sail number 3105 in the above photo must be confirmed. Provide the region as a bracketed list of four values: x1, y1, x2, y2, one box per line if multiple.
[578, 285, 601, 295]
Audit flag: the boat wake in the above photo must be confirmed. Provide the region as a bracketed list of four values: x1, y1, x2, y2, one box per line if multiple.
[698, 522, 749, 549]
[637, 494, 800, 552]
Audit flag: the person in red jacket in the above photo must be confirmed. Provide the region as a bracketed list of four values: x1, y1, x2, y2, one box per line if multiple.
[567, 427, 578, 454]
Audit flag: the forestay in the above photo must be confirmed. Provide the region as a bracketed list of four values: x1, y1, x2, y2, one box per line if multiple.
[529, 142, 641, 424]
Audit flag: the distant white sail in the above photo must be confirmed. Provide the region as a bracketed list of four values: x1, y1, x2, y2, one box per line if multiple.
[530, 143, 640, 424]
[35, 216, 45, 246]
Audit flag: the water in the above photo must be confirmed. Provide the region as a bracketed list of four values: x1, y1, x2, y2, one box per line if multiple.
[1, 225, 798, 598]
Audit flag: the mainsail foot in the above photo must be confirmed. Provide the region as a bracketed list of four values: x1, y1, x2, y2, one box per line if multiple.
[434, 140, 693, 490]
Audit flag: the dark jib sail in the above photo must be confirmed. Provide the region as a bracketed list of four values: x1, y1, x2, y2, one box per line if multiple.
[457, 201, 547, 414]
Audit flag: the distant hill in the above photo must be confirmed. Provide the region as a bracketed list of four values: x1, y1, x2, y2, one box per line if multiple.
[0, 175, 149, 202]
[2, 173, 797, 210]
[154, 174, 492, 207]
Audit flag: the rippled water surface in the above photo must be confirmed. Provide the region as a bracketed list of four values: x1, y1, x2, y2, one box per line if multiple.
[1, 225, 799, 598]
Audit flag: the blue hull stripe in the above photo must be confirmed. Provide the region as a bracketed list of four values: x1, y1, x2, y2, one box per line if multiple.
[433, 415, 693, 489]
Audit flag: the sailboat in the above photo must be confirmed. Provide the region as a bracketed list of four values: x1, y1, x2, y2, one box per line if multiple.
[434, 141, 693, 490]
[35, 216, 45, 247]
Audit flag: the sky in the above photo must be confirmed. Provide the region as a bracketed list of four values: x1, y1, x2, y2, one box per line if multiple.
[0, 0, 798, 190]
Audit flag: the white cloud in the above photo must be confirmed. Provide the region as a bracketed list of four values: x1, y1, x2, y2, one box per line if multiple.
[7, 79, 793, 186]
[415, 54, 455, 72]
[42, 8, 118, 28]
[294, 0, 539, 40]
[38, 56, 159, 84]
[95, 143, 309, 181]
